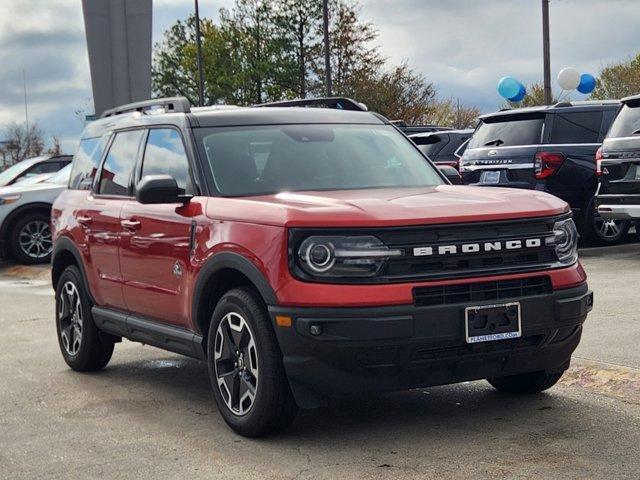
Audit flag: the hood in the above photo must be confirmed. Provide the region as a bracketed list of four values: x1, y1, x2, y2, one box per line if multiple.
[208, 185, 569, 228]
[0, 182, 66, 196]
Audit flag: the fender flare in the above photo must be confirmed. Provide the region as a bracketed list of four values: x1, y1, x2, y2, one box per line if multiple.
[51, 237, 96, 302]
[191, 252, 278, 333]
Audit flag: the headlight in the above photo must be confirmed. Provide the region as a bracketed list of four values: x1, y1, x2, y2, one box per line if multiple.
[546, 218, 578, 265]
[297, 235, 403, 278]
[0, 194, 21, 205]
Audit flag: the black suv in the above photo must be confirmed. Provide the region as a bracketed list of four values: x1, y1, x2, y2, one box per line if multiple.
[409, 129, 473, 169]
[596, 93, 640, 230]
[460, 101, 625, 245]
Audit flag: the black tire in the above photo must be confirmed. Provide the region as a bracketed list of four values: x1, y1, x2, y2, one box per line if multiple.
[207, 287, 297, 437]
[580, 196, 629, 246]
[487, 370, 564, 394]
[8, 211, 53, 264]
[55, 265, 114, 371]
[634, 221, 640, 241]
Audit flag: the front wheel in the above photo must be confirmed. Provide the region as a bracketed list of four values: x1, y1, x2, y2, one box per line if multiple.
[207, 287, 297, 437]
[487, 370, 564, 394]
[580, 196, 629, 246]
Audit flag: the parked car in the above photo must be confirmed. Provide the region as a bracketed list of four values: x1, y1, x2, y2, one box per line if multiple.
[392, 120, 451, 135]
[460, 101, 624, 245]
[596, 93, 640, 232]
[0, 164, 70, 264]
[0, 155, 71, 187]
[51, 97, 591, 437]
[409, 129, 473, 169]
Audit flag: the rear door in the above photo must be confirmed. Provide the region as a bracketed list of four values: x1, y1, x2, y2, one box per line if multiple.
[119, 127, 204, 328]
[599, 102, 640, 200]
[460, 113, 544, 187]
[80, 129, 145, 310]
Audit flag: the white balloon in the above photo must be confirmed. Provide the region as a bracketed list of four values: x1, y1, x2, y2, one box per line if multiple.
[558, 67, 580, 90]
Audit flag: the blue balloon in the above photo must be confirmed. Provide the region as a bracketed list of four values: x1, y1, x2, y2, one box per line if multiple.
[498, 76, 521, 100]
[508, 84, 527, 102]
[577, 73, 596, 94]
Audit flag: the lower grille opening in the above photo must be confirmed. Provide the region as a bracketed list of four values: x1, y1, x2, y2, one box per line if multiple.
[413, 276, 552, 307]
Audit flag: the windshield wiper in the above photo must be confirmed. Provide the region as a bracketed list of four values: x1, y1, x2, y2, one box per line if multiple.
[483, 138, 504, 146]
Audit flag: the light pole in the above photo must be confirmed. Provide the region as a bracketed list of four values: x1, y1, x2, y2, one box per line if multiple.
[322, 0, 332, 97]
[542, 0, 552, 105]
[194, 0, 205, 106]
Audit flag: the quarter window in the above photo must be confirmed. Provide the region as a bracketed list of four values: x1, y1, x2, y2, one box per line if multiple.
[549, 112, 602, 144]
[140, 129, 193, 194]
[98, 130, 145, 196]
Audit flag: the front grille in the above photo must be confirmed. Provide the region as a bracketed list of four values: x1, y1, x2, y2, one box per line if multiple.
[290, 214, 566, 284]
[413, 276, 552, 307]
[376, 216, 562, 281]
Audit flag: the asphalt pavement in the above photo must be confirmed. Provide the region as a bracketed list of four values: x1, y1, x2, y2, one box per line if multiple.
[0, 248, 638, 480]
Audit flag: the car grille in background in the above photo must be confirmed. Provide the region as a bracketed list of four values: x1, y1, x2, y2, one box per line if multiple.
[413, 276, 552, 307]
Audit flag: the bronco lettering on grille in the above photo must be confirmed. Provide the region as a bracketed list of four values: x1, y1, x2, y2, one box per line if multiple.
[413, 238, 543, 257]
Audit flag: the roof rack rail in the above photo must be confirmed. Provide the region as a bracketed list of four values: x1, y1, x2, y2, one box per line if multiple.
[100, 97, 191, 118]
[553, 101, 573, 108]
[255, 97, 368, 112]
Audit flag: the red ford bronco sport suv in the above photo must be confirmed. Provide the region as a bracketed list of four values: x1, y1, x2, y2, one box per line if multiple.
[51, 97, 592, 437]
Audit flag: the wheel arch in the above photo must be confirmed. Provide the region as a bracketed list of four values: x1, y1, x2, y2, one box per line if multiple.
[51, 237, 95, 302]
[0, 202, 52, 242]
[192, 252, 278, 342]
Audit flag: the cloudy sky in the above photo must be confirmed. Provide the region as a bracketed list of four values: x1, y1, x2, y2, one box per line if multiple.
[2, 0, 640, 152]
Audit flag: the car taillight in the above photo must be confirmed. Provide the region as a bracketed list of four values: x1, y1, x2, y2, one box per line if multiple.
[595, 147, 603, 177]
[534, 152, 565, 179]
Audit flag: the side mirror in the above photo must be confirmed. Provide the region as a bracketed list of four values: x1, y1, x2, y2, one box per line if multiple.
[136, 175, 188, 204]
[438, 165, 462, 185]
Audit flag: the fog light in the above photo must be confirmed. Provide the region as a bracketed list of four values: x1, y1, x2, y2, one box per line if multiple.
[309, 324, 322, 336]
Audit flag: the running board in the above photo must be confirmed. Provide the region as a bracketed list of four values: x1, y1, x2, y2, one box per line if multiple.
[92, 306, 206, 360]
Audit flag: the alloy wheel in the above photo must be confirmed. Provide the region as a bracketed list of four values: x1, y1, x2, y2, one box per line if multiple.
[58, 281, 83, 356]
[593, 212, 626, 240]
[214, 312, 259, 416]
[18, 220, 52, 259]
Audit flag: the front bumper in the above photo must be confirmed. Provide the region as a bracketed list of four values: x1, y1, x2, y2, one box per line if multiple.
[270, 284, 592, 408]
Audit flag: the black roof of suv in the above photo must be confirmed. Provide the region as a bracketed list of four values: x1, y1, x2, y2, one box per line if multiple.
[460, 100, 625, 245]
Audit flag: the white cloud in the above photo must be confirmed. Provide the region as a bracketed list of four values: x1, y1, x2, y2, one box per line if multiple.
[2, 0, 640, 153]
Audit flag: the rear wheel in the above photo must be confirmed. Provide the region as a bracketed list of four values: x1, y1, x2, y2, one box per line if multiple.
[55, 265, 114, 371]
[487, 370, 564, 394]
[8, 212, 53, 264]
[207, 287, 297, 437]
[581, 196, 629, 246]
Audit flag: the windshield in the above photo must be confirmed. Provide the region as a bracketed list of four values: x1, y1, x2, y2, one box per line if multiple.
[197, 124, 443, 196]
[468, 115, 544, 148]
[607, 104, 640, 138]
[48, 164, 72, 185]
[0, 159, 37, 186]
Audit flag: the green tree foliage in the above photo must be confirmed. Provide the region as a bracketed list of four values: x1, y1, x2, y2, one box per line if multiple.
[591, 53, 640, 100]
[152, 0, 478, 127]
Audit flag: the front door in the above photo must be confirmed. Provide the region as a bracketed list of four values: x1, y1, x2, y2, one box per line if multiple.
[119, 128, 203, 328]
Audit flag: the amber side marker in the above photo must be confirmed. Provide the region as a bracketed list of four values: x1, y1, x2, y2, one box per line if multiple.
[276, 315, 292, 327]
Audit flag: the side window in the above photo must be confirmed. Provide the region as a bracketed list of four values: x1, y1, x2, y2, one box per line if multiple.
[70, 137, 108, 190]
[28, 162, 61, 175]
[141, 129, 193, 194]
[549, 111, 603, 144]
[98, 130, 145, 196]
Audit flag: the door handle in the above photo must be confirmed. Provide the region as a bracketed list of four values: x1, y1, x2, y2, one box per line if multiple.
[121, 219, 141, 231]
[77, 216, 93, 227]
